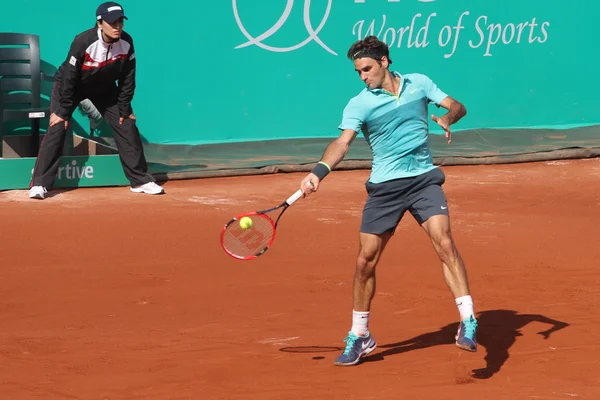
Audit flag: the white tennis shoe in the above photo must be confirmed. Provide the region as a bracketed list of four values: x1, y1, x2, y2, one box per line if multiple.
[130, 181, 165, 195]
[28, 186, 47, 199]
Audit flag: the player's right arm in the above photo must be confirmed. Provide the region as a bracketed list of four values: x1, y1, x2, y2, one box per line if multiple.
[301, 98, 365, 196]
[319, 129, 358, 169]
[301, 129, 358, 196]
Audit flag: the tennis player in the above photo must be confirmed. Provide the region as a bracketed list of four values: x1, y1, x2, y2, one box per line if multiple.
[300, 36, 478, 366]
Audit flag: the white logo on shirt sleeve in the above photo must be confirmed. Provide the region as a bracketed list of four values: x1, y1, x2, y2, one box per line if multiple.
[69, 56, 77, 66]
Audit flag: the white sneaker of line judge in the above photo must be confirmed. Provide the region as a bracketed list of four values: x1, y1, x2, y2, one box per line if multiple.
[130, 181, 165, 195]
[29, 186, 48, 199]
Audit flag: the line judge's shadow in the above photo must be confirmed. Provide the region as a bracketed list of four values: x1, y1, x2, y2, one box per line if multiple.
[362, 309, 569, 379]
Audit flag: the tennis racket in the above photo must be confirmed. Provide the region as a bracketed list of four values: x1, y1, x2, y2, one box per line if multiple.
[220, 188, 305, 260]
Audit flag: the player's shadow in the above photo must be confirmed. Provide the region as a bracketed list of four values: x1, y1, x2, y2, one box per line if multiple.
[363, 309, 569, 379]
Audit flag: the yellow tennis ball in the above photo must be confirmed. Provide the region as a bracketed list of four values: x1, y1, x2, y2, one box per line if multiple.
[239, 216, 253, 230]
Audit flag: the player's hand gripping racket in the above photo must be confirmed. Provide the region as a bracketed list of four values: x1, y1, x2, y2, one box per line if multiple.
[220, 188, 305, 260]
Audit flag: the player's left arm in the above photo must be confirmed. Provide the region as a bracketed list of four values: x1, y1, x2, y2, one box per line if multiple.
[436, 96, 467, 126]
[423, 74, 467, 144]
[431, 96, 467, 144]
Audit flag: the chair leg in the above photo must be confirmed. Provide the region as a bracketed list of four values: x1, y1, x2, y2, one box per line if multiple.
[31, 119, 40, 157]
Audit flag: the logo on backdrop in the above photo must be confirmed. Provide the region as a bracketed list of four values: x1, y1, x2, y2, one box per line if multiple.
[232, 0, 337, 55]
[232, 0, 550, 59]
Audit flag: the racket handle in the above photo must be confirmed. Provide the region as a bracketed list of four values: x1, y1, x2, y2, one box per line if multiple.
[286, 189, 304, 206]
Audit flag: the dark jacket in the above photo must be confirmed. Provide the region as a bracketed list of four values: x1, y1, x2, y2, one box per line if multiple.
[54, 27, 136, 119]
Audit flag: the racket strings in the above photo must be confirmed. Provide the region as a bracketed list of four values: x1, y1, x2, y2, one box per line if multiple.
[222, 214, 275, 258]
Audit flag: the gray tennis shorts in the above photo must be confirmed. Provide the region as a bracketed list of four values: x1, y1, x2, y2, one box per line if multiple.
[360, 168, 449, 235]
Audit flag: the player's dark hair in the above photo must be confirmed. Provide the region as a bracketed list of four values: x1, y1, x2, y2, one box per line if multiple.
[347, 36, 392, 64]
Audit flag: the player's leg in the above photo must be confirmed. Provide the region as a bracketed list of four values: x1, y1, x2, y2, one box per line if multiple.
[421, 214, 477, 351]
[29, 81, 77, 199]
[334, 232, 391, 367]
[335, 179, 405, 366]
[421, 215, 470, 300]
[353, 231, 393, 327]
[94, 95, 163, 194]
[409, 168, 478, 351]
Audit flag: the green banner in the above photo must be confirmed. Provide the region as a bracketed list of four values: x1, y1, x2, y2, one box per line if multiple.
[0, 155, 129, 190]
[1, 1, 598, 145]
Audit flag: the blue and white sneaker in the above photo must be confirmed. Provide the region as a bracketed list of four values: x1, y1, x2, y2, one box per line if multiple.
[455, 315, 478, 352]
[334, 331, 377, 366]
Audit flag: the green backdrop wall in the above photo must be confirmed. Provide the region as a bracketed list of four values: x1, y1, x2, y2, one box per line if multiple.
[2, 0, 598, 145]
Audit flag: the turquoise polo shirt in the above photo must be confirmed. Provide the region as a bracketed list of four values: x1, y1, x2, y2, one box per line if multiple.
[338, 71, 448, 183]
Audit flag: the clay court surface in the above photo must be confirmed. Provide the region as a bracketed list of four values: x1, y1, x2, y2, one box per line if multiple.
[1, 158, 599, 399]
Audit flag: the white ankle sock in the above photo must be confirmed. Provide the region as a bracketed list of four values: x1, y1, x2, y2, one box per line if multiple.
[455, 295, 474, 321]
[351, 309, 370, 336]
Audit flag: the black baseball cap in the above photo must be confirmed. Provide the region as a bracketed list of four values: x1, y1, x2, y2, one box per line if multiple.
[96, 2, 128, 23]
